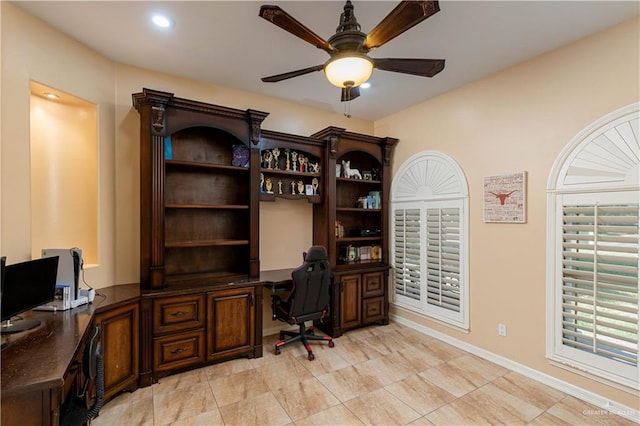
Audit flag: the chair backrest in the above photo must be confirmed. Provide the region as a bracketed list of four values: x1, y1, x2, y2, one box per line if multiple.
[288, 246, 331, 320]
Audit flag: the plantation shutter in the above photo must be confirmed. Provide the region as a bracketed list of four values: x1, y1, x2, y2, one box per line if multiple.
[426, 207, 461, 312]
[393, 208, 421, 304]
[561, 203, 639, 366]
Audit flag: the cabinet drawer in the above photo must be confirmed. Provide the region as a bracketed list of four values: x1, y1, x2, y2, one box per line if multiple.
[362, 272, 384, 298]
[363, 296, 385, 323]
[153, 294, 205, 335]
[153, 330, 205, 372]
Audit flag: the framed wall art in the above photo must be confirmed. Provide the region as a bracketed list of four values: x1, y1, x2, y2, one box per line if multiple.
[483, 171, 527, 223]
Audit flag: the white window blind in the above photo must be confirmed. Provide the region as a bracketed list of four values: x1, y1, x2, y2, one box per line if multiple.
[426, 207, 461, 313]
[561, 203, 639, 367]
[393, 207, 422, 309]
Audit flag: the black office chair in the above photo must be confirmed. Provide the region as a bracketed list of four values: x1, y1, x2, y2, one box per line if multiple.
[272, 246, 334, 361]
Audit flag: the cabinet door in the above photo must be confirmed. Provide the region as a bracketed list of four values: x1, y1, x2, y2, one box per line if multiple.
[94, 302, 140, 402]
[207, 287, 255, 362]
[339, 274, 361, 330]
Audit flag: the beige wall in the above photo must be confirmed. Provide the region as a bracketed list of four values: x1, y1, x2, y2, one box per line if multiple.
[1, 3, 115, 287]
[376, 16, 639, 410]
[30, 93, 98, 264]
[2, 0, 638, 411]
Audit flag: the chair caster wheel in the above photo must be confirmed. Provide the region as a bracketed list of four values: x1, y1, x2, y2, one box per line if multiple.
[275, 347, 281, 355]
[328, 340, 335, 348]
[307, 352, 315, 361]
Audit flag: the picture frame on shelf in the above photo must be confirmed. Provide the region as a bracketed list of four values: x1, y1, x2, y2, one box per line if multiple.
[305, 184, 314, 195]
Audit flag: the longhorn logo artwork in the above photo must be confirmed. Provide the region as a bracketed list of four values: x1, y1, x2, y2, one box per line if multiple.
[488, 190, 517, 205]
[483, 172, 527, 223]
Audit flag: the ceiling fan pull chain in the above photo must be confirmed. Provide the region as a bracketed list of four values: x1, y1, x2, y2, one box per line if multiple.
[344, 100, 351, 118]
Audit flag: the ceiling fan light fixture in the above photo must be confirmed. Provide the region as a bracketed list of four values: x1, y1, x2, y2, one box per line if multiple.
[324, 53, 373, 88]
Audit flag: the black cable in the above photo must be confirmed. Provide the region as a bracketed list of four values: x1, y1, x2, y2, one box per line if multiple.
[85, 345, 104, 422]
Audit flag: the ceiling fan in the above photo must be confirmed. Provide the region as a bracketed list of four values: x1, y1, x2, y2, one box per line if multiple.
[259, 0, 445, 102]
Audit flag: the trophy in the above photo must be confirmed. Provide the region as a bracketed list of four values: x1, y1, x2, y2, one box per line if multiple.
[263, 151, 273, 169]
[265, 177, 273, 193]
[290, 181, 296, 195]
[260, 173, 264, 192]
[299, 156, 306, 173]
[312, 178, 319, 195]
[277, 180, 283, 195]
[291, 151, 298, 171]
[285, 148, 291, 171]
[272, 148, 280, 170]
[297, 180, 305, 195]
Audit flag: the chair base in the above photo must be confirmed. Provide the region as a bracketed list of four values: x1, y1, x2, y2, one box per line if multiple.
[274, 323, 334, 361]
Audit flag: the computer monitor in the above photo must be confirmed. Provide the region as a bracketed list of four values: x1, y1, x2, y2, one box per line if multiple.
[0, 256, 59, 334]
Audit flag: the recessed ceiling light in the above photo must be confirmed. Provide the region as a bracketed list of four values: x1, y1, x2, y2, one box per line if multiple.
[44, 93, 59, 99]
[151, 14, 173, 28]
[360, 82, 371, 89]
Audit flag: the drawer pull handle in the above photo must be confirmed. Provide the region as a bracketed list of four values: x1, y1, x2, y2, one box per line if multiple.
[170, 311, 186, 317]
[171, 347, 187, 354]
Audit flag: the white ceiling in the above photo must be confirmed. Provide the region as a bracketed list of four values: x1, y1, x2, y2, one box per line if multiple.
[14, 1, 639, 120]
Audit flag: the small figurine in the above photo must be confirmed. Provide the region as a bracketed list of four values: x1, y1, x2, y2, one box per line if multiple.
[272, 148, 280, 170]
[277, 180, 283, 195]
[342, 160, 362, 179]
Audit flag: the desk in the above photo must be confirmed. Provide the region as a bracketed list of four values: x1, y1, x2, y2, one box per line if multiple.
[1, 307, 93, 425]
[1, 284, 140, 426]
[260, 268, 294, 292]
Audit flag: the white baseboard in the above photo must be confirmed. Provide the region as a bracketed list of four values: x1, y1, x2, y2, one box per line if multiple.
[390, 313, 640, 424]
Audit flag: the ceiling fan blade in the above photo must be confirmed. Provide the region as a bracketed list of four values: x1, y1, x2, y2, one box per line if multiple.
[341, 86, 360, 102]
[261, 64, 325, 83]
[364, 1, 440, 50]
[259, 5, 334, 53]
[373, 58, 445, 77]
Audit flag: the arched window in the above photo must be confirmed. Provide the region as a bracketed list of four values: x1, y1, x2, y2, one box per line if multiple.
[391, 151, 469, 330]
[546, 103, 639, 391]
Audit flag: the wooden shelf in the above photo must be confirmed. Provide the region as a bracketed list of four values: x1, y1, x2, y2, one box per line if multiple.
[336, 177, 381, 185]
[336, 207, 381, 212]
[165, 204, 249, 210]
[165, 271, 249, 287]
[336, 260, 384, 268]
[260, 168, 320, 179]
[336, 236, 381, 243]
[259, 192, 320, 203]
[165, 239, 249, 248]
[166, 159, 249, 172]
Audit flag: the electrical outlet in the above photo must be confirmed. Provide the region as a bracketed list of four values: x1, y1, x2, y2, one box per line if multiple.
[498, 323, 507, 336]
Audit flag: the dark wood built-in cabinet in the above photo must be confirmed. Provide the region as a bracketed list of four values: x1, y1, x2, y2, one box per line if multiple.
[132, 90, 398, 378]
[133, 89, 268, 384]
[312, 127, 397, 337]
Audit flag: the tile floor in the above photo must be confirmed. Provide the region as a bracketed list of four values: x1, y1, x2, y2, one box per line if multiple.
[92, 322, 634, 425]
